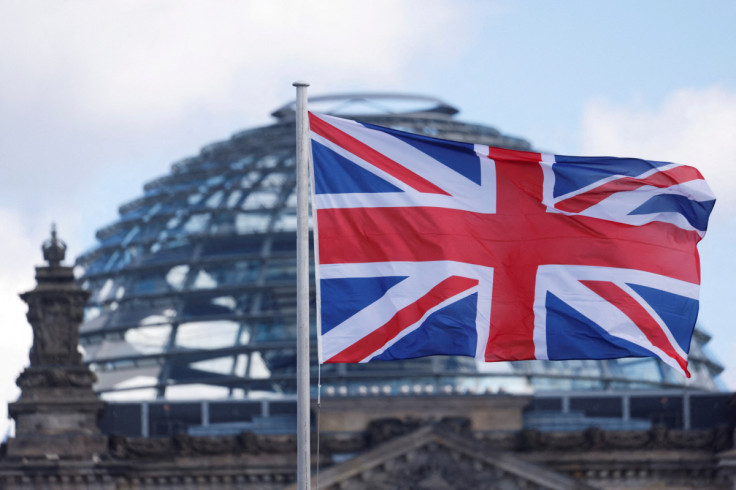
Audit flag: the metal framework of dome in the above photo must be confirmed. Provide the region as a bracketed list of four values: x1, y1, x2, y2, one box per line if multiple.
[75, 93, 724, 402]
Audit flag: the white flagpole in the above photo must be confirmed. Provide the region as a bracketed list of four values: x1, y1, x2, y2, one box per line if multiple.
[293, 81, 311, 490]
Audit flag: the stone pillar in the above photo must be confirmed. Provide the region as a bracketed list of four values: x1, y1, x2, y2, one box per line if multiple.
[7, 227, 107, 459]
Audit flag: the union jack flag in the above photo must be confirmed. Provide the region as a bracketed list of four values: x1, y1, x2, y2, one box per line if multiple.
[309, 112, 715, 376]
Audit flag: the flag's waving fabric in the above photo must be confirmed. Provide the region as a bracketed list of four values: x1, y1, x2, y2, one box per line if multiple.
[308, 112, 715, 377]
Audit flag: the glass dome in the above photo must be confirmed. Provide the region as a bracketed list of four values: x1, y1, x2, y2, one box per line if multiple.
[75, 93, 724, 401]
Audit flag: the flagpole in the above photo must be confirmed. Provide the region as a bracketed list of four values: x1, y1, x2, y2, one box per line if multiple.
[293, 80, 311, 490]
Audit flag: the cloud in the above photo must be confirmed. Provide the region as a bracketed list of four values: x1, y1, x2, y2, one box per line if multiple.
[0, 0, 476, 127]
[0, 0, 483, 244]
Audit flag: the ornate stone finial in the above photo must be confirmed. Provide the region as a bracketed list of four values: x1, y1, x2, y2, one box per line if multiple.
[42, 223, 67, 267]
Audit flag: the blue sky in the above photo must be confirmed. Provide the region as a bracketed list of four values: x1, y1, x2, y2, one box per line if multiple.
[0, 0, 734, 433]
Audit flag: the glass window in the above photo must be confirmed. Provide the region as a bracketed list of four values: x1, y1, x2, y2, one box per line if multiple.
[273, 210, 297, 232]
[175, 320, 240, 349]
[131, 272, 170, 295]
[230, 156, 254, 170]
[183, 213, 211, 233]
[188, 192, 203, 205]
[165, 264, 190, 290]
[241, 171, 260, 187]
[226, 190, 242, 208]
[201, 235, 262, 257]
[630, 395, 683, 428]
[149, 403, 202, 436]
[248, 351, 271, 379]
[235, 213, 270, 234]
[690, 394, 734, 429]
[205, 190, 224, 208]
[190, 357, 234, 376]
[125, 325, 172, 355]
[242, 190, 279, 209]
[570, 396, 622, 418]
[261, 172, 289, 188]
[191, 269, 218, 289]
[257, 155, 279, 168]
[210, 401, 261, 423]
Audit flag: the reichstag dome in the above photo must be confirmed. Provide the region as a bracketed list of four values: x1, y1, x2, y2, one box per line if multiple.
[75, 93, 724, 402]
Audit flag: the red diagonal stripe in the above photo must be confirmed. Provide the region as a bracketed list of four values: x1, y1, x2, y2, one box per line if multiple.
[325, 275, 478, 363]
[309, 113, 450, 196]
[555, 165, 703, 213]
[580, 280, 690, 377]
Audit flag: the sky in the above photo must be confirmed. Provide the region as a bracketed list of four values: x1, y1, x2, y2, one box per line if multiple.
[0, 0, 734, 434]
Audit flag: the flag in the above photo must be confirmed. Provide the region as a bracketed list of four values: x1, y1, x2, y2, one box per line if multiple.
[308, 112, 715, 377]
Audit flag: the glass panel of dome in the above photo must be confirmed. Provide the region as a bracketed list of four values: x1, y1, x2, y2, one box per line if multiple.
[188, 193, 204, 206]
[257, 155, 279, 168]
[206, 175, 225, 186]
[254, 318, 295, 342]
[103, 251, 122, 272]
[102, 388, 159, 402]
[198, 260, 261, 287]
[138, 223, 166, 242]
[184, 213, 211, 233]
[248, 352, 271, 379]
[260, 172, 289, 188]
[238, 326, 252, 345]
[166, 215, 182, 229]
[99, 229, 127, 248]
[265, 258, 296, 281]
[108, 305, 174, 330]
[241, 171, 259, 186]
[201, 235, 261, 257]
[202, 190, 223, 209]
[191, 269, 217, 289]
[213, 296, 237, 310]
[96, 278, 115, 302]
[273, 210, 296, 232]
[166, 385, 231, 401]
[132, 273, 170, 295]
[181, 297, 237, 318]
[165, 264, 190, 290]
[90, 338, 139, 360]
[84, 306, 103, 322]
[175, 320, 240, 349]
[233, 354, 249, 376]
[285, 190, 296, 207]
[235, 212, 270, 233]
[611, 357, 663, 383]
[125, 325, 173, 355]
[143, 241, 194, 265]
[121, 226, 141, 246]
[190, 357, 235, 376]
[95, 366, 162, 392]
[242, 190, 279, 209]
[226, 190, 243, 208]
[231, 156, 254, 170]
[630, 395, 683, 428]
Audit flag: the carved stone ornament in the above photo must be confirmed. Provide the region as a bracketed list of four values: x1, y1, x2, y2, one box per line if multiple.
[6, 227, 106, 459]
